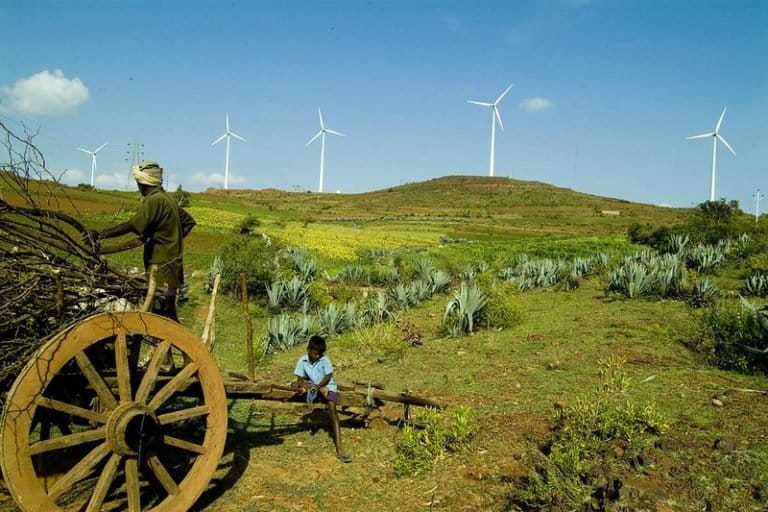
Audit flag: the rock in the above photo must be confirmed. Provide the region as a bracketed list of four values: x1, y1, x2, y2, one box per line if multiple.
[711, 398, 724, 407]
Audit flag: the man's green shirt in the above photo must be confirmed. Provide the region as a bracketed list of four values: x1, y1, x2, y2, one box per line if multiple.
[128, 188, 196, 288]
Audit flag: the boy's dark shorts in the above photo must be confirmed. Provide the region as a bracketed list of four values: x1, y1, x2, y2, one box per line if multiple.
[325, 391, 339, 404]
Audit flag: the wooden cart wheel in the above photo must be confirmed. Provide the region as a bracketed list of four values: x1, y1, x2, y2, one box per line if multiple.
[1, 312, 228, 512]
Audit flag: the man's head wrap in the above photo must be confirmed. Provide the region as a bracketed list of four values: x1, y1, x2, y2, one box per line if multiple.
[132, 161, 163, 187]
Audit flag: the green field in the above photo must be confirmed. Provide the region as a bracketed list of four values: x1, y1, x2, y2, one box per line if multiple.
[3, 176, 767, 512]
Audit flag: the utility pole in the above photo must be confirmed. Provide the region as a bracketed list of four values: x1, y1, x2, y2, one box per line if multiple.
[754, 189, 764, 225]
[125, 140, 144, 190]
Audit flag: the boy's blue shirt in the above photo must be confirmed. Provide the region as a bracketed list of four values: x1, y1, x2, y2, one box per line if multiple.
[293, 354, 338, 393]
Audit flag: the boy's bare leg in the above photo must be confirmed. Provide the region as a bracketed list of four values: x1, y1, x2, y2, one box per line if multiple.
[327, 402, 347, 458]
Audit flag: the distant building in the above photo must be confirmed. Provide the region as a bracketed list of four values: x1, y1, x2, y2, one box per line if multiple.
[600, 210, 620, 216]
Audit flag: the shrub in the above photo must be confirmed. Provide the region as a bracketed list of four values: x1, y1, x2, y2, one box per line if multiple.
[428, 269, 452, 294]
[509, 357, 667, 511]
[361, 291, 395, 324]
[317, 302, 350, 336]
[687, 298, 768, 373]
[394, 406, 473, 477]
[484, 283, 524, 330]
[205, 255, 223, 293]
[443, 283, 488, 336]
[173, 185, 191, 207]
[236, 214, 261, 235]
[390, 283, 415, 311]
[216, 236, 281, 297]
[283, 247, 318, 282]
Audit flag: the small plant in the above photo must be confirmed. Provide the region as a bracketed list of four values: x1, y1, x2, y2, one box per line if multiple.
[688, 278, 719, 308]
[205, 255, 223, 293]
[284, 248, 318, 282]
[686, 243, 725, 273]
[361, 291, 395, 324]
[428, 269, 452, 294]
[236, 214, 261, 235]
[413, 258, 435, 281]
[606, 262, 653, 298]
[409, 280, 432, 303]
[665, 233, 689, 255]
[443, 283, 488, 336]
[394, 406, 473, 477]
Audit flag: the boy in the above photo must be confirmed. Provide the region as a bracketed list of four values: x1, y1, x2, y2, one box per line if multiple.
[294, 335, 352, 463]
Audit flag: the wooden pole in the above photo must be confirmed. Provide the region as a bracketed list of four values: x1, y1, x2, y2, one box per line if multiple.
[202, 273, 221, 350]
[240, 273, 255, 380]
[140, 265, 158, 313]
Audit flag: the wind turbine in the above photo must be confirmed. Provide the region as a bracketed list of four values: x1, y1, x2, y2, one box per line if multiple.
[211, 113, 247, 190]
[686, 107, 736, 202]
[306, 108, 345, 193]
[76, 143, 107, 187]
[467, 84, 513, 177]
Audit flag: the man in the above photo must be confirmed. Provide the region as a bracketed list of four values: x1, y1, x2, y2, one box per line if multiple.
[95, 161, 196, 321]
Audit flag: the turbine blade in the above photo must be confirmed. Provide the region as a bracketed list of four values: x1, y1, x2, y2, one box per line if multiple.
[94, 143, 107, 153]
[230, 131, 247, 142]
[326, 129, 345, 137]
[306, 131, 322, 146]
[495, 84, 514, 104]
[494, 107, 504, 131]
[686, 133, 714, 140]
[318, 108, 325, 130]
[467, 100, 493, 107]
[715, 107, 726, 132]
[717, 134, 736, 155]
[211, 134, 227, 146]
[226, 113, 230, 132]
[76, 147, 92, 154]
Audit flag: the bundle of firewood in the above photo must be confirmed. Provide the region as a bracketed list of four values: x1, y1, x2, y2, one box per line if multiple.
[0, 120, 144, 399]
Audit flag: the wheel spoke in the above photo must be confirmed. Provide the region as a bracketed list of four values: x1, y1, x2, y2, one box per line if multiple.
[157, 405, 210, 425]
[35, 396, 108, 424]
[85, 452, 120, 512]
[75, 351, 118, 410]
[47, 442, 111, 500]
[148, 363, 199, 411]
[115, 330, 132, 403]
[29, 426, 106, 456]
[161, 435, 206, 455]
[134, 340, 171, 404]
[147, 453, 179, 495]
[125, 457, 141, 512]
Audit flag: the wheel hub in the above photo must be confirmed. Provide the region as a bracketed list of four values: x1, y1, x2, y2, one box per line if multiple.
[106, 402, 160, 456]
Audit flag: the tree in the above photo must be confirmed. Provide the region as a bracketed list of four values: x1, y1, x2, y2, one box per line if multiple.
[173, 185, 190, 207]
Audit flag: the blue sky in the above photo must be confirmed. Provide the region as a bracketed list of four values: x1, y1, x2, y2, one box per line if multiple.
[1, 0, 766, 209]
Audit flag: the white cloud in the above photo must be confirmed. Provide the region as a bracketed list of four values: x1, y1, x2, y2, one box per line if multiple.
[191, 172, 245, 189]
[439, 14, 462, 33]
[96, 171, 132, 190]
[59, 168, 87, 185]
[519, 97, 555, 112]
[1, 69, 89, 116]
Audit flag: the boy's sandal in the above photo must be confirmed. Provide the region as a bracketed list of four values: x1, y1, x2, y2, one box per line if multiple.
[337, 454, 353, 463]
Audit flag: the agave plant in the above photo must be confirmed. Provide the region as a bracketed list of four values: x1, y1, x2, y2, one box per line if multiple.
[363, 291, 395, 324]
[282, 276, 309, 309]
[429, 270, 452, 294]
[497, 267, 517, 281]
[739, 297, 768, 356]
[460, 264, 478, 282]
[414, 258, 436, 281]
[370, 266, 399, 286]
[337, 264, 368, 284]
[205, 255, 224, 293]
[653, 265, 685, 298]
[264, 314, 308, 354]
[687, 244, 725, 272]
[606, 262, 653, 299]
[443, 283, 488, 336]
[743, 273, 768, 297]
[409, 280, 433, 303]
[266, 280, 286, 309]
[666, 234, 690, 256]
[390, 283, 414, 310]
[317, 302, 349, 336]
[688, 278, 719, 308]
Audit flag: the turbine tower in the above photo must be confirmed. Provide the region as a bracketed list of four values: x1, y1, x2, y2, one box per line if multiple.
[754, 189, 764, 224]
[306, 108, 345, 193]
[211, 113, 246, 190]
[686, 107, 736, 202]
[467, 84, 513, 177]
[76, 143, 107, 187]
